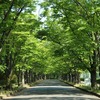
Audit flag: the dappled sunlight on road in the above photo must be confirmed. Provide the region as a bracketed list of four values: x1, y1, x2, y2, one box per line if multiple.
[3, 80, 100, 100]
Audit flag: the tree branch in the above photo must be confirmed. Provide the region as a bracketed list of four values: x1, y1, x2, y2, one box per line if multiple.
[2, 0, 14, 22]
[0, 4, 26, 48]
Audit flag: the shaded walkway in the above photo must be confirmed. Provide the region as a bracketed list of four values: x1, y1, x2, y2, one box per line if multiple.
[3, 79, 100, 100]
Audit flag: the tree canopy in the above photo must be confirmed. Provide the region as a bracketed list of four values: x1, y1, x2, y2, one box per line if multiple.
[0, 0, 100, 88]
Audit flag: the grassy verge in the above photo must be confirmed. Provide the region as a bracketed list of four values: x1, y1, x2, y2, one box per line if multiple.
[0, 85, 26, 98]
[63, 80, 100, 97]
[0, 79, 43, 99]
[75, 84, 100, 94]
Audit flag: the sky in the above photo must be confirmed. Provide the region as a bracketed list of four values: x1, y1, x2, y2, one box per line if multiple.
[34, 0, 46, 22]
[34, 0, 43, 17]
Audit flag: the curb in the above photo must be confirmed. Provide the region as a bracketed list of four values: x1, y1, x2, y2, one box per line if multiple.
[65, 81, 100, 98]
[75, 86, 100, 98]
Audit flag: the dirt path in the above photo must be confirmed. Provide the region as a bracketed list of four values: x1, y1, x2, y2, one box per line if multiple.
[3, 79, 100, 100]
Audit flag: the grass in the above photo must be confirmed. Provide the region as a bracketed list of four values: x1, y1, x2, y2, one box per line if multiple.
[0, 79, 43, 98]
[77, 84, 100, 94]
[63, 80, 100, 95]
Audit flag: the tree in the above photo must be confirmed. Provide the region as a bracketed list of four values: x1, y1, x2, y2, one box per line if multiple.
[39, 0, 100, 87]
[0, 1, 37, 87]
[0, 0, 36, 50]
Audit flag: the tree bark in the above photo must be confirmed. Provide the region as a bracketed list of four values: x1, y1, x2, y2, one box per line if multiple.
[90, 50, 97, 88]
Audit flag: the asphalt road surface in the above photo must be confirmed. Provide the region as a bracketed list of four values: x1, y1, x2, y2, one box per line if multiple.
[3, 79, 100, 100]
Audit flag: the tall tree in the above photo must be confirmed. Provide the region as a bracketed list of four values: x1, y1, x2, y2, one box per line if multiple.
[39, 0, 100, 87]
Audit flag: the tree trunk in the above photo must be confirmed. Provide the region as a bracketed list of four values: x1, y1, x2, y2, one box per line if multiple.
[90, 64, 96, 88]
[16, 68, 21, 86]
[28, 71, 33, 82]
[90, 50, 97, 88]
[76, 72, 80, 83]
[17, 72, 20, 86]
[25, 70, 28, 83]
[22, 71, 25, 86]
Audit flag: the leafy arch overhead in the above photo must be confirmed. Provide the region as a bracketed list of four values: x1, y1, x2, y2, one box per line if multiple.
[0, 0, 100, 88]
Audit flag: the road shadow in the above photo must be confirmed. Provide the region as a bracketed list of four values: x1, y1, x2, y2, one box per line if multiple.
[15, 86, 92, 96]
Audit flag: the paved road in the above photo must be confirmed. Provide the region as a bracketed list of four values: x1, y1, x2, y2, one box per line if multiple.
[3, 79, 100, 100]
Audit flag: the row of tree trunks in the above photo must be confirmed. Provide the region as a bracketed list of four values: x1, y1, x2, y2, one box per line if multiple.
[16, 71, 60, 87]
[16, 70, 49, 86]
[62, 71, 80, 84]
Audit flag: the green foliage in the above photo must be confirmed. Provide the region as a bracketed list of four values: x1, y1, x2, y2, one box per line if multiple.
[80, 78, 84, 81]
[96, 79, 100, 84]
[35, 30, 48, 40]
[39, 0, 100, 87]
[0, 0, 99, 88]
[0, 65, 6, 73]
